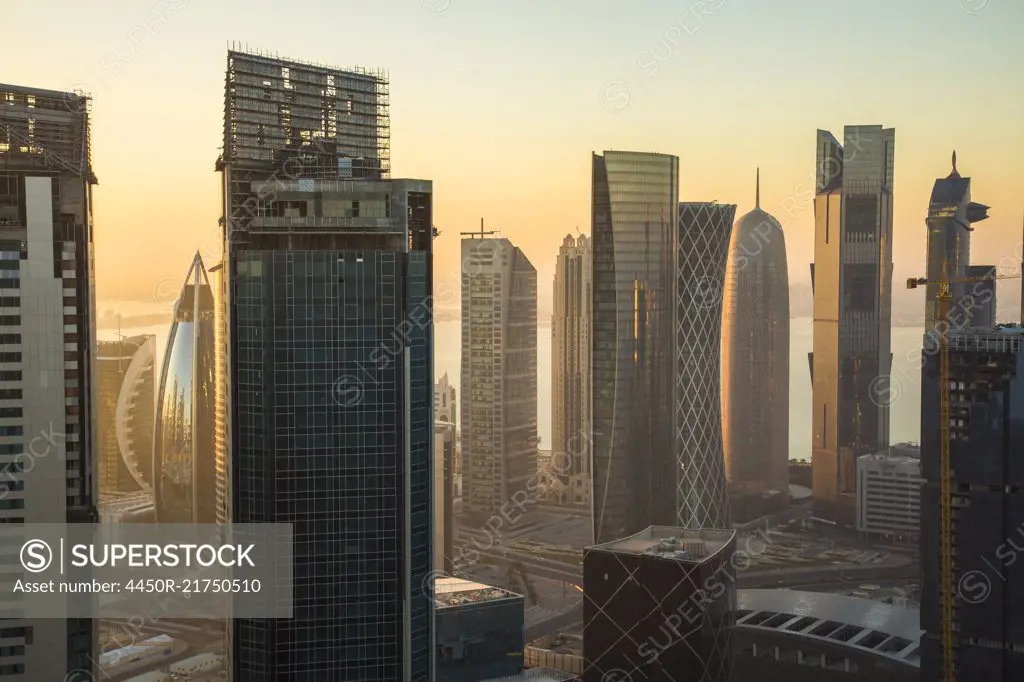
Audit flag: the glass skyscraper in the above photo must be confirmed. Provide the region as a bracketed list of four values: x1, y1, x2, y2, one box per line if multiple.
[153, 253, 215, 523]
[810, 125, 895, 524]
[218, 49, 434, 680]
[591, 151, 678, 545]
[721, 174, 789, 507]
[676, 201, 735, 530]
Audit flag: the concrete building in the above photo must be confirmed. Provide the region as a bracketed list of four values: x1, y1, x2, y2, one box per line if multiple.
[552, 233, 591, 508]
[676, 201, 735, 530]
[722, 172, 790, 522]
[591, 151, 678, 545]
[434, 577, 525, 682]
[0, 82, 98, 681]
[461, 235, 537, 516]
[921, 326, 1024, 681]
[435, 419, 456, 573]
[924, 152, 990, 332]
[810, 125, 896, 525]
[583, 526, 736, 682]
[218, 49, 435, 681]
[856, 444, 921, 540]
[97, 334, 155, 495]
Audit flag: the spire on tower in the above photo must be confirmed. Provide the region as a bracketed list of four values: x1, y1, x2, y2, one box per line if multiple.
[755, 167, 760, 209]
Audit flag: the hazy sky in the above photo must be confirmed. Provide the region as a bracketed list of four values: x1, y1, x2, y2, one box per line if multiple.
[7, 0, 1023, 312]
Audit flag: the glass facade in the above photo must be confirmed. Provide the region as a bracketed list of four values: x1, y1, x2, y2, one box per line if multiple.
[676, 202, 735, 530]
[591, 151, 678, 545]
[153, 254, 216, 524]
[810, 126, 895, 524]
[97, 334, 156, 494]
[721, 194, 790, 501]
[920, 328, 1024, 681]
[436, 592, 524, 682]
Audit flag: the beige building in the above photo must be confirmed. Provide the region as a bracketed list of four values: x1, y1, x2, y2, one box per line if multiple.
[551, 234, 591, 508]
[461, 236, 538, 515]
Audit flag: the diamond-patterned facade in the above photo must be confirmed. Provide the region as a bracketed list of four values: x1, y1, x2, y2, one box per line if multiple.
[676, 203, 736, 530]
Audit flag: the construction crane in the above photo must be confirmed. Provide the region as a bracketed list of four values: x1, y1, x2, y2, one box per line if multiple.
[906, 268, 1023, 682]
[460, 218, 498, 239]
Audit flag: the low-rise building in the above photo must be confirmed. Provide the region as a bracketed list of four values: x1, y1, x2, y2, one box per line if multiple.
[856, 444, 921, 540]
[435, 577, 526, 682]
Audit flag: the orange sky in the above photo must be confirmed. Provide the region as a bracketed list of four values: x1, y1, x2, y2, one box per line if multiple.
[4, 0, 1021, 315]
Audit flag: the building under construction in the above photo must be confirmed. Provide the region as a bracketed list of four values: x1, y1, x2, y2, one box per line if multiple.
[216, 48, 435, 681]
[0, 83, 98, 679]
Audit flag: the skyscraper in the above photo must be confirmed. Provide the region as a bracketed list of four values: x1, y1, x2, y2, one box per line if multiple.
[218, 49, 434, 680]
[920, 326, 1024, 681]
[97, 334, 156, 495]
[591, 151, 678, 545]
[153, 253, 215, 524]
[0, 82, 97, 681]
[721, 173, 789, 512]
[810, 125, 895, 524]
[435, 371, 456, 425]
[552, 233, 591, 508]
[434, 420, 455, 574]
[460, 235, 537, 516]
[924, 152, 990, 332]
[676, 201, 735, 530]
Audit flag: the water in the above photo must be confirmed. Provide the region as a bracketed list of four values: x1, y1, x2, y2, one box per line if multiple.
[100, 304, 924, 458]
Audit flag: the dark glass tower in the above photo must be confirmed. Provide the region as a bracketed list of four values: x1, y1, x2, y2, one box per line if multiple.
[591, 151, 678, 545]
[721, 173, 790, 506]
[921, 327, 1024, 680]
[924, 152, 990, 332]
[676, 201, 735, 530]
[810, 125, 895, 525]
[218, 50, 433, 681]
[153, 253, 215, 523]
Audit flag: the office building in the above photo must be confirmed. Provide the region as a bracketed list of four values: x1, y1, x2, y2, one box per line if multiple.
[435, 419, 455, 573]
[921, 326, 1024, 681]
[924, 152, 990, 332]
[434, 578, 525, 682]
[435, 371, 456, 425]
[218, 49, 434, 680]
[583, 526, 736, 682]
[461, 235, 537, 516]
[855, 444, 921, 540]
[591, 151, 678, 544]
[0, 82, 98, 680]
[721, 172, 789, 520]
[810, 125, 895, 525]
[676, 201, 735, 530]
[97, 334, 156, 495]
[552, 233, 591, 508]
[153, 253, 216, 524]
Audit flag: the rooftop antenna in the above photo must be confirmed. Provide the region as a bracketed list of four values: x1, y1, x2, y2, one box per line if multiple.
[755, 167, 760, 209]
[460, 217, 497, 239]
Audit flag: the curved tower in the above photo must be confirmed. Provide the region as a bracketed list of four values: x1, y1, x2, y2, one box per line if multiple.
[153, 252, 216, 523]
[722, 171, 790, 504]
[676, 201, 736, 530]
[113, 335, 157, 491]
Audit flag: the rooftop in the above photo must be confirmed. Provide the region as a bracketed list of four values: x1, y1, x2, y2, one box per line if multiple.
[589, 526, 735, 563]
[478, 667, 578, 682]
[433, 577, 520, 608]
[737, 589, 922, 667]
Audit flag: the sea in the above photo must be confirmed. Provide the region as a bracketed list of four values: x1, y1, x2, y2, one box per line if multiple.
[100, 302, 924, 461]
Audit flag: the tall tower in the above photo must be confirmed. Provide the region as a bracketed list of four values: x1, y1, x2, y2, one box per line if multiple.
[218, 49, 434, 681]
[591, 151, 678, 545]
[153, 253, 215, 524]
[552, 233, 592, 508]
[676, 201, 735, 530]
[721, 171, 790, 517]
[460, 235, 538, 516]
[0, 83, 98, 681]
[97, 334, 156, 495]
[924, 151, 990, 331]
[810, 125, 895, 525]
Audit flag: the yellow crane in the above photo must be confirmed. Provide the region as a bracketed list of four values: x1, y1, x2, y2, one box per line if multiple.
[906, 269, 1022, 681]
